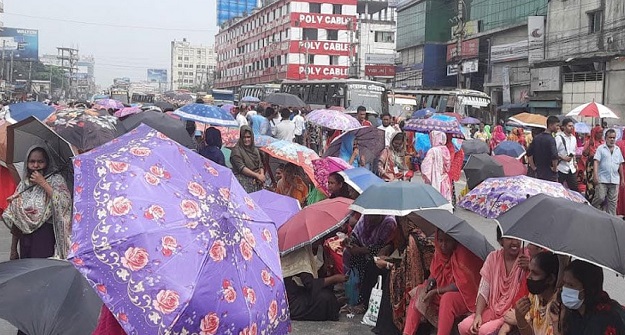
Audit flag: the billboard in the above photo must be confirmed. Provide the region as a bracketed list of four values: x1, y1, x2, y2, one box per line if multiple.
[528, 16, 545, 63]
[217, 0, 258, 25]
[0, 27, 39, 60]
[365, 53, 395, 65]
[147, 69, 168, 83]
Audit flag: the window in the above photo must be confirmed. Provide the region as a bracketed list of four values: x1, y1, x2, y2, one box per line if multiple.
[184, 57, 189, 61]
[333, 4, 342, 15]
[309, 3, 321, 13]
[375, 31, 395, 43]
[177, 56, 182, 60]
[329, 55, 340, 65]
[327, 29, 339, 41]
[588, 10, 602, 34]
[308, 54, 315, 64]
[303, 28, 318, 40]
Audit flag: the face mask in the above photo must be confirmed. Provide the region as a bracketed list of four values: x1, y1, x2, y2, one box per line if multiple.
[527, 277, 550, 295]
[561, 287, 584, 310]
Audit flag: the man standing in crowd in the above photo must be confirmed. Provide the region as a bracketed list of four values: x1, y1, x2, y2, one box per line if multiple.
[556, 117, 579, 191]
[275, 108, 296, 142]
[293, 109, 306, 144]
[236, 104, 249, 127]
[356, 106, 372, 127]
[592, 129, 625, 215]
[378, 113, 399, 147]
[527, 116, 559, 182]
[473, 123, 489, 142]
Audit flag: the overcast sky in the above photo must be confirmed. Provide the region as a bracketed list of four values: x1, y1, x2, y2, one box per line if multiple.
[4, 0, 219, 87]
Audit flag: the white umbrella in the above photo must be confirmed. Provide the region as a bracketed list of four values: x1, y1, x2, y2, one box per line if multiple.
[566, 101, 619, 118]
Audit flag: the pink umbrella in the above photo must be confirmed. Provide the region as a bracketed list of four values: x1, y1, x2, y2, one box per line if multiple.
[312, 157, 353, 196]
[492, 155, 527, 176]
[114, 107, 142, 118]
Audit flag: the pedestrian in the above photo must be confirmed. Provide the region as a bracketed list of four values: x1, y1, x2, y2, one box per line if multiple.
[527, 116, 559, 182]
[356, 106, 372, 127]
[378, 113, 399, 147]
[236, 105, 249, 127]
[198, 127, 226, 167]
[377, 132, 409, 181]
[266, 107, 280, 136]
[473, 123, 490, 142]
[591, 129, 624, 215]
[293, 109, 306, 144]
[230, 126, 266, 193]
[489, 125, 507, 151]
[422, 131, 452, 202]
[582, 125, 604, 202]
[556, 118, 579, 192]
[616, 129, 625, 216]
[275, 108, 296, 142]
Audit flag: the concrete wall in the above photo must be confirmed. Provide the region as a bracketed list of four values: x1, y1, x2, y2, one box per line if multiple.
[486, 26, 530, 104]
[546, 0, 602, 59]
[604, 58, 625, 119]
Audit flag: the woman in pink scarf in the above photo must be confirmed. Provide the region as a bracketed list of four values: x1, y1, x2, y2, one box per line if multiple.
[489, 125, 507, 151]
[457, 229, 529, 335]
[422, 131, 452, 202]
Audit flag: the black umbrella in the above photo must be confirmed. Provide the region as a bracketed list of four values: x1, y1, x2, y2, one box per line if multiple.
[45, 108, 118, 152]
[462, 139, 490, 156]
[496, 194, 625, 275]
[463, 153, 504, 189]
[264, 93, 306, 108]
[154, 101, 175, 111]
[0, 259, 101, 335]
[415, 209, 495, 260]
[115, 110, 195, 149]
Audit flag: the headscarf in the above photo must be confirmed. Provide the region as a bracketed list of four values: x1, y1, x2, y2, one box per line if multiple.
[484, 125, 491, 137]
[339, 132, 360, 168]
[478, 248, 528, 318]
[429, 231, 484, 312]
[515, 128, 527, 148]
[389, 132, 407, 169]
[199, 128, 226, 166]
[490, 125, 507, 151]
[352, 215, 397, 247]
[204, 127, 222, 148]
[507, 128, 520, 142]
[281, 245, 322, 278]
[230, 125, 262, 174]
[2, 146, 72, 258]
[422, 131, 452, 201]
[585, 125, 605, 157]
[445, 135, 464, 182]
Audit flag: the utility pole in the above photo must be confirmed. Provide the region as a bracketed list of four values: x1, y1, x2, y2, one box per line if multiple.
[9, 51, 13, 84]
[456, 0, 465, 89]
[27, 61, 33, 95]
[1, 41, 5, 81]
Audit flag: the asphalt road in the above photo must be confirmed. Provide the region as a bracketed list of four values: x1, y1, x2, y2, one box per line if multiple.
[1, 176, 623, 334]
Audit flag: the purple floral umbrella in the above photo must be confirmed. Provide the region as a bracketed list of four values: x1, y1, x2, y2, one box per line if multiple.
[305, 109, 361, 131]
[68, 124, 290, 335]
[403, 118, 465, 139]
[94, 98, 125, 110]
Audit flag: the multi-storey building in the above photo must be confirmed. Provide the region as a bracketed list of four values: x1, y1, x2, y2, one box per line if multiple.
[170, 39, 217, 90]
[357, 1, 396, 82]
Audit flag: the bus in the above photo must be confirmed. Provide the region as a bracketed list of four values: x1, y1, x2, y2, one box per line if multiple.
[391, 88, 492, 122]
[110, 89, 130, 104]
[210, 89, 235, 106]
[131, 92, 155, 104]
[239, 84, 281, 101]
[280, 79, 388, 114]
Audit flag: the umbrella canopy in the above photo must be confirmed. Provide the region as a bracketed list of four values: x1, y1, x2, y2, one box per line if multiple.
[0, 120, 8, 164]
[461, 139, 490, 156]
[508, 112, 547, 129]
[574, 122, 591, 134]
[337, 167, 384, 194]
[492, 155, 527, 176]
[154, 101, 175, 111]
[458, 175, 588, 219]
[241, 96, 261, 103]
[278, 197, 353, 255]
[249, 190, 301, 229]
[312, 157, 353, 196]
[323, 127, 386, 166]
[7, 116, 76, 184]
[174, 103, 238, 127]
[114, 106, 143, 118]
[116, 110, 195, 148]
[442, 112, 463, 121]
[94, 98, 125, 110]
[305, 109, 361, 131]
[69, 124, 290, 335]
[462, 153, 504, 189]
[220, 103, 236, 113]
[350, 181, 453, 216]
[328, 106, 346, 112]
[345, 106, 379, 116]
[0, 259, 101, 335]
[415, 209, 495, 260]
[411, 108, 435, 119]
[5, 102, 55, 123]
[45, 108, 118, 152]
[493, 140, 526, 159]
[403, 118, 465, 139]
[461, 116, 481, 125]
[496, 194, 625, 275]
[264, 93, 306, 108]
[567, 101, 619, 118]
[259, 140, 321, 189]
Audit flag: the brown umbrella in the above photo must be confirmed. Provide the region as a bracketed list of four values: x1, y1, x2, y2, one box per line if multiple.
[508, 112, 547, 129]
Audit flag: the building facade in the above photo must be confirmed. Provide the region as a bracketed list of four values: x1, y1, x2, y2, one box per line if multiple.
[170, 39, 216, 91]
[357, 0, 396, 82]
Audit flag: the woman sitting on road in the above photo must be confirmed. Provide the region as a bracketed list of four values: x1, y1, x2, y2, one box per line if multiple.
[403, 230, 483, 335]
[327, 172, 357, 199]
[550, 260, 625, 335]
[230, 125, 265, 193]
[457, 228, 529, 335]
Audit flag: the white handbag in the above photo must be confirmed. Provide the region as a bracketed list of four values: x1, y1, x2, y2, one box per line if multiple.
[361, 275, 383, 327]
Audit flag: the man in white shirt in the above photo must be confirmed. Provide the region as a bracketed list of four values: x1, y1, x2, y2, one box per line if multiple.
[592, 128, 625, 215]
[293, 109, 306, 144]
[556, 117, 579, 192]
[236, 105, 248, 128]
[275, 108, 295, 142]
[378, 113, 399, 147]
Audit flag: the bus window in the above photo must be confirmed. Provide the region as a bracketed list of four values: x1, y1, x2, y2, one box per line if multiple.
[425, 95, 434, 108]
[439, 96, 449, 112]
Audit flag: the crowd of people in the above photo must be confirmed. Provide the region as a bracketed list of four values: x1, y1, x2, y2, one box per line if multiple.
[1, 98, 625, 335]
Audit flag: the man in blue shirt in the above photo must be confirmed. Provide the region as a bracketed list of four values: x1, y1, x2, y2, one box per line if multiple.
[592, 128, 625, 215]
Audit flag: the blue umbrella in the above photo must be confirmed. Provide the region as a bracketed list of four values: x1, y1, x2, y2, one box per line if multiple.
[411, 107, 435, 119]
[337, 167, 384, 194]
[430, 114, 456, 122]
[174, 103, 238, 127]
[6, 102, 55, 123]
[241, 96, 261, 103]
[493, 140, 526, 159]
[349, 181, 453, 216]
[249, 190, 301, 229]
[574, 122, 591, 134]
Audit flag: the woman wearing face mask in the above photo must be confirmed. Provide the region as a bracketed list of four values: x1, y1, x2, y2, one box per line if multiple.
[550, 260, 625, 335]
[512, 251, 559, 335]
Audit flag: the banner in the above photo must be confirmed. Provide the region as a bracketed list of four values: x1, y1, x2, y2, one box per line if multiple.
[286, 64, 349, 80]
[365, 65, 396, 77]
[446, 39, 479, 62]
[491, 40, 528, 63]
[289, 41, 352, 56]
[291, 13, 357, 29]
[0, 27, 39, 60]
[364, 53, 395, 65]
[528, 16, 545, 63]
[147, 69, 168, 83]
[502, 66, 511, 105]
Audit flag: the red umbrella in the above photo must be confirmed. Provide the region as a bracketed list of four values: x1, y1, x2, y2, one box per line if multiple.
[278, 197, 353, 255]
[492, 154, 527, 176]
